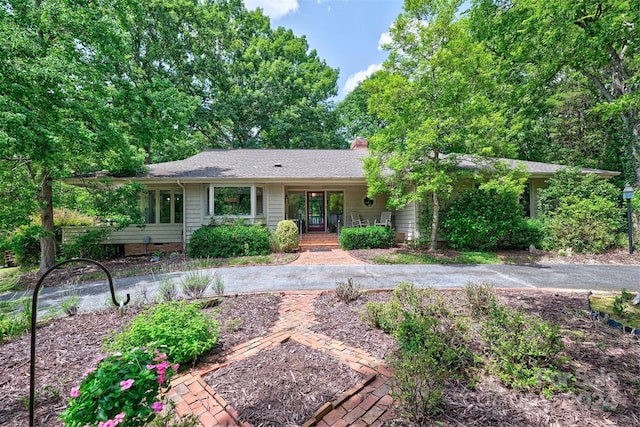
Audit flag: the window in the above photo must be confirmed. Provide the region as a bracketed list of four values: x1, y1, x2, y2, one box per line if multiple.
[144, 190, 183, 224]
[213, 187, 251, 216]
[207, 185, 266, 217]
[255, 187, 264, 216]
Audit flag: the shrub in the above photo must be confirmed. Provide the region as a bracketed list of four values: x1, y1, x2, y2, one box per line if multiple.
[339, 226, 395, 250]
[537, 168, 623, 253]
[188, 225, 271, 258]
[107, 301, 219, 365]
[60, 347, 178, 427]
[59, 228, 113, 260]
[7, 225, 42, 268]
[481, 300, 565, 394]
[179, 271, 213, 299]
[273, 220, 299, 252]
[464, 281, 495, 316]
[157, 278, 178, 303]
[361, 282, 449, 333]
[543, 195, 621, 253]
[335, 278, 362, 303]
[390, 350, 446, 422]
[442, 188, 534, 251]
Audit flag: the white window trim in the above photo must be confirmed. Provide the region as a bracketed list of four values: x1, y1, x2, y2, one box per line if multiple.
[208, 184, 265, 218]
[144, 189, 183, 224]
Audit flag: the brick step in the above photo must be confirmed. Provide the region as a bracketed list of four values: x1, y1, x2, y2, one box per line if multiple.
[299, 232, 339, 251]
[299, 242, 342, 251]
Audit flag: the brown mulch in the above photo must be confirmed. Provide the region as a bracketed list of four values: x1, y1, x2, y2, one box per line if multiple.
[2, 279, 640, 426]
[311, 291, 398, 360]
[204, 340, 365, 426]
[0, 294, 280, 427]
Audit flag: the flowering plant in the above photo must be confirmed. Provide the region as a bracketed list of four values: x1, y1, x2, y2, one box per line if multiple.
[60, 347, 179, 427]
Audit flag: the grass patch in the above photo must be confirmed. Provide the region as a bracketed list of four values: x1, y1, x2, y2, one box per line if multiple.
[0, 267, 21, 293]
[227, 254, 287, 266]
[371, 251, 500, 265]
[590, 291, 640, 329]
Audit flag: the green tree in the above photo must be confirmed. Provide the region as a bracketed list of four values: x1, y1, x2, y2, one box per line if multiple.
[471, 0, 639, 185]
[335, 78, 387, 143]
[363, 0, 515, 250]
[185, 1, 342, 149]
[0, 0, 143, 271]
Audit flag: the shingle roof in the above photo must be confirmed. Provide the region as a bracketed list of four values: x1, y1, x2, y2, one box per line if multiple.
[140, 149, 368, 180]
[457, 155, 620, 177]
[126, 149, 619, 181]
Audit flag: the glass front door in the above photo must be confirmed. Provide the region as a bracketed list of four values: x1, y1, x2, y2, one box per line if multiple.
[307, 192, 325, 231]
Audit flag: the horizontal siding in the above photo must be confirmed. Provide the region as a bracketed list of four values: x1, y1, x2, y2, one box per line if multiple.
[62, 225, 183, 245]
[395, 202, 418, 239]
[184, 183, 204, 241]
[267, 183, 284, 229]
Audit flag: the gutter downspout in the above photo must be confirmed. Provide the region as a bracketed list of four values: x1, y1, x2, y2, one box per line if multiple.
[177, 180, 186, 252]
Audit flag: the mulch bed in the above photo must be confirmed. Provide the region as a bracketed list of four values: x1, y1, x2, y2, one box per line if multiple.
[2, 287, 640, 426]
[0, 293, 280, 427]
[311, 291, 397, 360]
[204, 340, 365, 426]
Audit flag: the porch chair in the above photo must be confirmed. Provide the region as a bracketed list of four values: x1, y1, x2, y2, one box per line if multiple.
[374, 211, 392, 227]
[350, 212, 369, 227]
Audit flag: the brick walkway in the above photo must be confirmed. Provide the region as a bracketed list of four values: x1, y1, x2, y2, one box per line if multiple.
[291, 249, 366, 266]
[167, 291, 396, 426]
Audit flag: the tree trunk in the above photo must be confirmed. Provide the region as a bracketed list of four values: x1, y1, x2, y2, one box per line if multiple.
[429, 192, 440, 252]
[39, 170, 56, 273]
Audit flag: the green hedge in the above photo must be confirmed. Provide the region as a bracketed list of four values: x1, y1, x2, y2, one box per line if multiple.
[340, 226, 395, 250]
[188, 224, 271, 258]
[442, 189, 540, 251]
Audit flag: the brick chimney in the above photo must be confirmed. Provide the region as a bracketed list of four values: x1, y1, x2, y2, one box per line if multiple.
[350, 137, 368, 150]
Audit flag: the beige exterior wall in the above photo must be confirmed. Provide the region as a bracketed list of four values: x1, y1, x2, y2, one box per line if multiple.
[395, 202, 419, 240]
[61, 224, 183, 245]
[266, 183, 285, 229]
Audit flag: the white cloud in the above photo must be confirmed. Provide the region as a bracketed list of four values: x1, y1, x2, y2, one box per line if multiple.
[244, 0, 298, 19]
[343, 64, 383, 95]
[378, 32, 392, 51]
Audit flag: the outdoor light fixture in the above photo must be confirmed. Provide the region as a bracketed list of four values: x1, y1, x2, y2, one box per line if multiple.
[623, 184, 634, 254]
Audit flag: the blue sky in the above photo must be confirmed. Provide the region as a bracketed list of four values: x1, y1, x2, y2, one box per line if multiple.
[243, 0, 405, 100]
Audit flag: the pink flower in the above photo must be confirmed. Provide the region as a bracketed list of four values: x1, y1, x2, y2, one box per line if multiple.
[119, 379, 134, 390]
[151, 401, 163, 413]
[172, 363, 180, 371]
[146, 364, 155, 370]
[114, 412, 125, 425]
[98, 420, 115, 427]
[70, 386, 80, 398]
[153, 353, 167, 361]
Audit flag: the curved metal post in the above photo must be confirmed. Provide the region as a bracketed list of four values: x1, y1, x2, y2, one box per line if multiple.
[29, 258, 130, 427]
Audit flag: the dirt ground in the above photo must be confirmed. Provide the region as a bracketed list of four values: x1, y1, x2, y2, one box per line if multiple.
[2, 249, 640, 426]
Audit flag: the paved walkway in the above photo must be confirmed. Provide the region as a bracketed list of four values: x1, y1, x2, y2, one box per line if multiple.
[167, 291, 395, 427]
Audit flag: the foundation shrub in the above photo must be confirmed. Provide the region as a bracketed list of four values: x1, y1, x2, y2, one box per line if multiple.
[273, 220, 299, 252]
[537, 168, 622, 253]
[188, 225, 271, 258]
[442, 188, 536, 251]
[339, 226, 395, 250]
[107, 301, 219, 365]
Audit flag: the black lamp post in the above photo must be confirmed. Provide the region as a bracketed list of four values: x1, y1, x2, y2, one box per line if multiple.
[623, 184, 634, 254]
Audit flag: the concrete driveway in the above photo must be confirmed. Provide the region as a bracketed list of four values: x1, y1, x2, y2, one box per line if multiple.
[5, 261, 638, 314]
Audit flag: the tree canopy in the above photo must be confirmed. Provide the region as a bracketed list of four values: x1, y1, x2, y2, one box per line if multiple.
[0, 0, 343, 270]
[361, 0, 515, 250]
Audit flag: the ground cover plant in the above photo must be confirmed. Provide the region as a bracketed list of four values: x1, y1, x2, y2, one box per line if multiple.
[1, 279, 640, 426]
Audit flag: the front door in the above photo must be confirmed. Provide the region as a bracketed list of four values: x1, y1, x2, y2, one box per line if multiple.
[307, 192, 325, 231]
